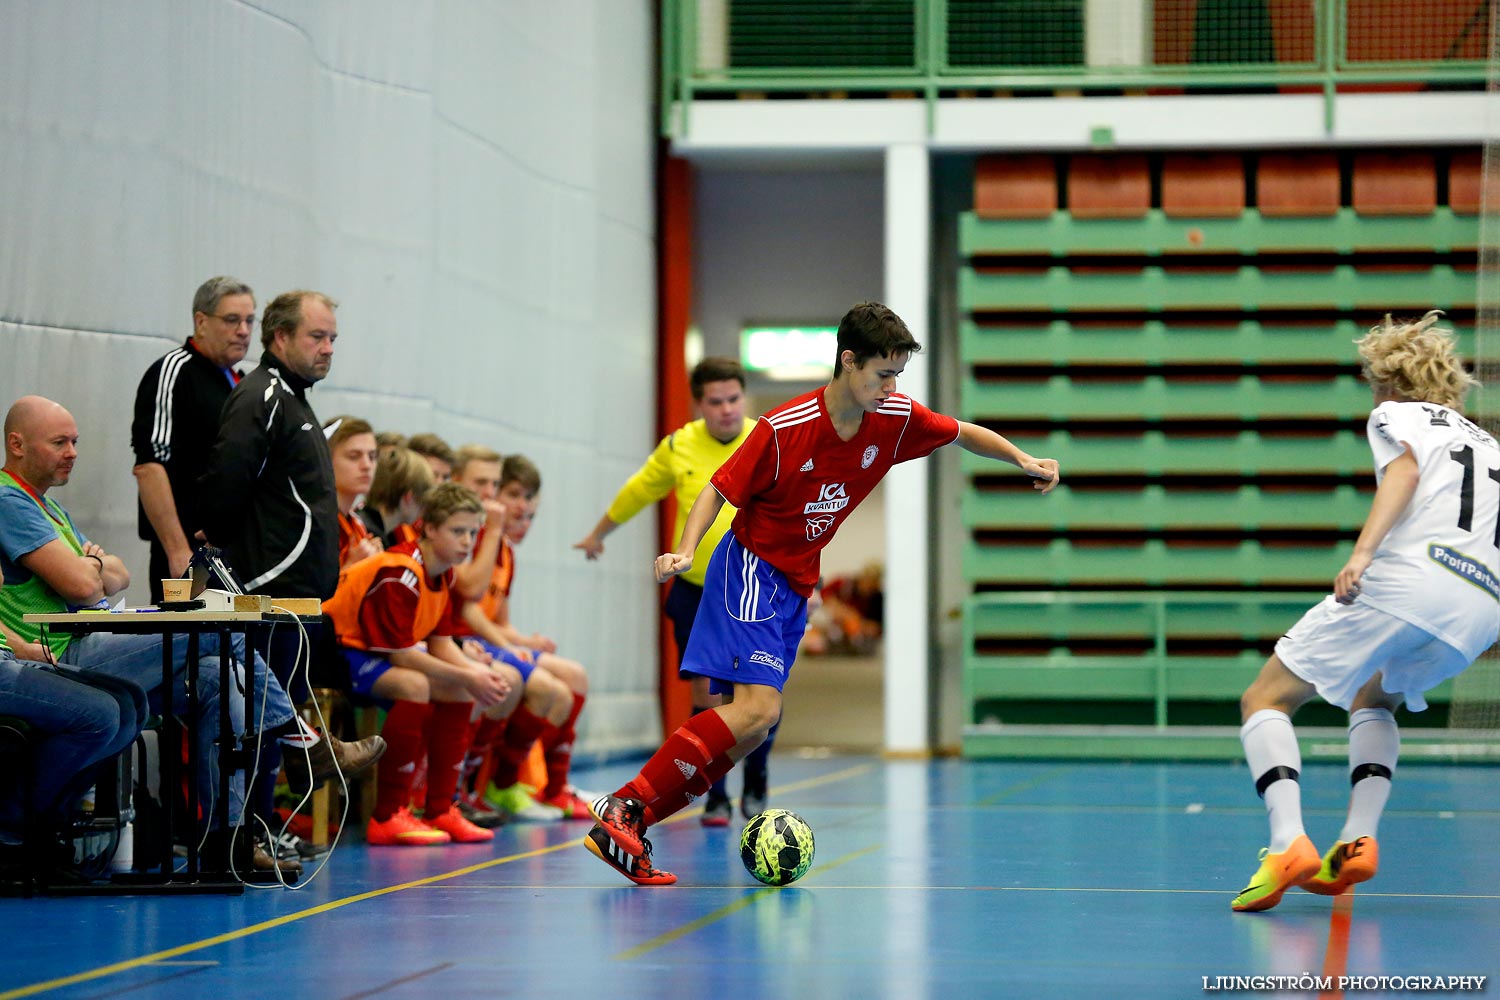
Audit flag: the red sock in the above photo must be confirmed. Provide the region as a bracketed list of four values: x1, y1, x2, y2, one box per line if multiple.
[424, 701, 475, 819]
[540, 692, 586, 799]
[374, 700, 432, 822]
[473, 715, 507, 754]
[465, 715, 506, 794]
[619, 709, 737, 825]
[491, 703, 549, 789]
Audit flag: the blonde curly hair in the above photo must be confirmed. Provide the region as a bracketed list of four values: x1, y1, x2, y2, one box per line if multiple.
[1355, 310, 1477, 411]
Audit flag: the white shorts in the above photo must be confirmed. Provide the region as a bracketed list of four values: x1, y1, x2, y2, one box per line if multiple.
[1275, 596, 1471, 712]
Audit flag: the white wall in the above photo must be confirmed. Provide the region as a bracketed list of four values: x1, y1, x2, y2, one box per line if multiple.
[0, 0, 661, 754]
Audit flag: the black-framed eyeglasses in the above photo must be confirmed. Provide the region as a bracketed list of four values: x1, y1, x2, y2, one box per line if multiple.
[205, 313, 257, 329]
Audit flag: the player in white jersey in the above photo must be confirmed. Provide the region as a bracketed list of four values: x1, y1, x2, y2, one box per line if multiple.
[1232, 311, 1500, 912]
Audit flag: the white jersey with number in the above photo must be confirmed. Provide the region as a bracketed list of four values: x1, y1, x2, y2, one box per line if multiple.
[1356, 400, 1500, 660]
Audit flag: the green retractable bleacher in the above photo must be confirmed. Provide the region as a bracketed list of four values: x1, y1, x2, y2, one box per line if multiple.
[958, 149, 1488, 761]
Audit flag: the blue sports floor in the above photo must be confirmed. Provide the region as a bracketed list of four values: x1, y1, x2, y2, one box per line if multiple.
[1, 756, 1496, 999]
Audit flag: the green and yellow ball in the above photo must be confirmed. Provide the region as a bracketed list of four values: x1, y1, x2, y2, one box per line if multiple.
[739, 808, 815, 886]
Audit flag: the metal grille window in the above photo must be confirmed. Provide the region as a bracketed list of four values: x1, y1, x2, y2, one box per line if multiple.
[946, 0, 1085, 69]
[1343, 0, 1491, 64]
[727, 1, 917, 69]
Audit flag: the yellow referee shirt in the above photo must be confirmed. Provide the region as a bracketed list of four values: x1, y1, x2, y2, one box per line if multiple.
[605, 417, 755, 587]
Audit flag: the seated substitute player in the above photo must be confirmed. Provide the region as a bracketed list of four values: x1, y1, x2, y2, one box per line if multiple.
[584, 301, 1060, 884]
[382, 434, 458, 550]
[406, 433, 456, 486]
[1230, 311, 1500, 912]
[358, 445, 435, 543]
[465, 456, 595, 820]
[574, 357, 771, 826]
[450, 453, 591, 821]
[324, 416, 382, 568]
[323, 482, 511, 846]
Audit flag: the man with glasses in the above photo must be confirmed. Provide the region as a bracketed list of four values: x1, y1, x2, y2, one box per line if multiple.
[198, 289, 384, 865]
[131, 276, 257, 604]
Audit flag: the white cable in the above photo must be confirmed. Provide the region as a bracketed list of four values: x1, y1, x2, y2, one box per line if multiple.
[229, 618, 277, 886]
[236, 607, 349, 891]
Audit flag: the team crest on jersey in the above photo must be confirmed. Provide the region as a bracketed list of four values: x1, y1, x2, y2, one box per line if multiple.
[861, 445, 879, 468]
[804, 482, 849, 514]
[1421, 405, 1451, 427]
[806, 514, 835, 540]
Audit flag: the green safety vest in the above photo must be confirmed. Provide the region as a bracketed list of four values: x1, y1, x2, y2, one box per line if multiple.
[0, 469, 95, 657]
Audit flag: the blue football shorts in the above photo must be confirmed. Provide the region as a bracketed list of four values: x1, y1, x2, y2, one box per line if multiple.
[680, 532, 808, 696]
[470, 639, 536, 682]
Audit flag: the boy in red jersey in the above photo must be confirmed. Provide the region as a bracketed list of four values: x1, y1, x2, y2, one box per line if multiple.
[444, 447, 582, 824]
[357, 445, 433, 544]
[463, 456, 596, 820]
[323, 482, 511, 846]
[325, 416, 383, 567]
[585, 302, 1060, 884]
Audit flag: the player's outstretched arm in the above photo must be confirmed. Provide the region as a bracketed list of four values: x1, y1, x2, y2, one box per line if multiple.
[955, 421, 1060, 493]
[574, 513, 619, 560]
[654, 483, 727, 582]
[581, 437, 678, 560]
[1335, 446, 1420, 604]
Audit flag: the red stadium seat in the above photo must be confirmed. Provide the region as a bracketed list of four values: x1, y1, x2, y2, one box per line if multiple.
[1068, 154, 1151, 219]
[974, 155, 1057, 219]
[1449, 149, 1482, 215]
[1352, 152, 1437, 216]
[1162, 153, 1245, 218]
[1258, 153, 1340, 217]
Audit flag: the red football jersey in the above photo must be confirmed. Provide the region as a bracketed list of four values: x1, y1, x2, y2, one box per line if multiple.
[352, 540, 464, 651]
[710, 388, 959, 595]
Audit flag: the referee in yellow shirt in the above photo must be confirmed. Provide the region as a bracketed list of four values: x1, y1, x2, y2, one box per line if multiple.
[574, 357, 771, 826]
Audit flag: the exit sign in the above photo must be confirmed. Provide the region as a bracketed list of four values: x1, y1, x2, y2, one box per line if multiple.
[740, 325, 837, 381]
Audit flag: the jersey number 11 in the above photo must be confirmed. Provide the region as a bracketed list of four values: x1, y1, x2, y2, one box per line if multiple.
[1449, 445, 1500, 548]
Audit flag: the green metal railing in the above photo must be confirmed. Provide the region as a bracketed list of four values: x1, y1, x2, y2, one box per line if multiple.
[962, 590, 1326, 730]
[959, 590, 1500, 761]
[661, 0, 1488, 136]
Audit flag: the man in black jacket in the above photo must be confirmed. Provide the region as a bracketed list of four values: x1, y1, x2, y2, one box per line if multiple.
[199, 289, 383, 862]
[199, 290, 341, 601]
[132, 276, 256, 602]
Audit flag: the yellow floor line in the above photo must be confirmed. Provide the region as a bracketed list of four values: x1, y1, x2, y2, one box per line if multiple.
[0, 839, 574, 1000]
[974, 763, 1076, 807]
[614, 844, 883, 961]
[4, 762, 875, 1000]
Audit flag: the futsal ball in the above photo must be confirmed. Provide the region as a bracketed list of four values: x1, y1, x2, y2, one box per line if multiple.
[739, 808, 815, 886]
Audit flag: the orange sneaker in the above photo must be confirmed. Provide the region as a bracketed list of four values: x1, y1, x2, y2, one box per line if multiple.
[1231, 834, 1321, 912]
[584, 825, 676, 886]
[535, 787, 594, 821]
[589, 793, 646, 856]
[427, 807, 495, 843]
[1301, 836, 1379, 896]
[366, 806, 451, 847]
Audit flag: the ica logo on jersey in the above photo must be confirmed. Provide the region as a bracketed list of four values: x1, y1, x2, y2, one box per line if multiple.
[804, 482, 850, 515]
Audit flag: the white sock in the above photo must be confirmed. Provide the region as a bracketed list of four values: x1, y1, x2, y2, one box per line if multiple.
[1241, 708, 1304, 852]
[278, 715, 322, 749]
[1340, 707, 1397, 843]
